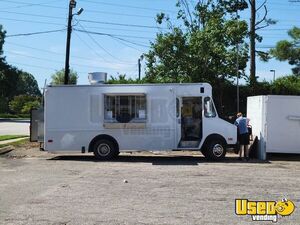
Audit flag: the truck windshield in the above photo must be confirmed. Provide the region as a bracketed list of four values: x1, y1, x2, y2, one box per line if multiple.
[204, 97, 216, 118]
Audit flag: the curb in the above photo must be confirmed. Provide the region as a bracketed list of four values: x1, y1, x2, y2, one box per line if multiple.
[0, 146, 14, 155]
[0, 118, 30, 122]
[0, 118, 12, 122]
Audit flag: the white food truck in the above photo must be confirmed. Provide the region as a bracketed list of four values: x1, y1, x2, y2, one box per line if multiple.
[31, 77, 237, 160]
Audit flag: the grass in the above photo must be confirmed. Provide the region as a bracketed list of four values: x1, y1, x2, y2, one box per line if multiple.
[0, 138, 29, 148]
[0, 113, 30, 119]
[0, 135, 28, 141]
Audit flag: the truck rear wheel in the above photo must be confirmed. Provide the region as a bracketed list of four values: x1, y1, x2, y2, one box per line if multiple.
[93, 139, 117, 160]
[203, 139, 226, 161]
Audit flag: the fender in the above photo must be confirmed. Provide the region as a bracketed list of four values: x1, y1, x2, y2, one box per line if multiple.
[88, 134, 119, 152]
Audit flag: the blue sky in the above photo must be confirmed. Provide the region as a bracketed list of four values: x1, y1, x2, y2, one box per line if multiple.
[1, 0, 300, 89]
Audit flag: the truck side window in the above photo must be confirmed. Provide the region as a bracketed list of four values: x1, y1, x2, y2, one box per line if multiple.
[204, 97, 216, 118]
[104, 94, 146, 123]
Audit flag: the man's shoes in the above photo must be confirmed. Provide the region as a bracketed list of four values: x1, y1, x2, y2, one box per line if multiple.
[238, 157, 243, 161]
[245, 157, 250, 162]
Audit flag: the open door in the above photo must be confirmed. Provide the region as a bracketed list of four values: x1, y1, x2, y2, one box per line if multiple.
[177, 97, 202, 148]
[30, 107, 44, 142]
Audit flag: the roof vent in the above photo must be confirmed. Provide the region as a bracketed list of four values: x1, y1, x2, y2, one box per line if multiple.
[88, 72, 107, 85]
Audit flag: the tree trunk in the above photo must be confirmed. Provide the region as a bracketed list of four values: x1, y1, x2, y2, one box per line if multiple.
[249, 0, 256, 87]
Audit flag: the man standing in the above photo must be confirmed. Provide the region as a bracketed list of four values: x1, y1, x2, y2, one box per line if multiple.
[235, 112, 250, 161]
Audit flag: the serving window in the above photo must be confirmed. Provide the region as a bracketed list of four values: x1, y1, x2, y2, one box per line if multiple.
[104, 94, 146, 123]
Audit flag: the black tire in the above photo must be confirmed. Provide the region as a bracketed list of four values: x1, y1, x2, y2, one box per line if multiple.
[201, 149, 208, 158]
[93, 139, 117, 160]
[203, 139, 226, 161]
[113, 150, 120, 157]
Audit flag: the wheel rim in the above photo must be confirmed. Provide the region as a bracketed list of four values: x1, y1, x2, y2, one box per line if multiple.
[212, 144, 224, 157]
[97, 143, 111, 156]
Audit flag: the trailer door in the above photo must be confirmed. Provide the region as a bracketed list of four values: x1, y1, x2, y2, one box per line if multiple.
[177, 97, 202, 148]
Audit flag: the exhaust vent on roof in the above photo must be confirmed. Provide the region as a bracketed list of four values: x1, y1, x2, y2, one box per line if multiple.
[88, 72, 107, 85]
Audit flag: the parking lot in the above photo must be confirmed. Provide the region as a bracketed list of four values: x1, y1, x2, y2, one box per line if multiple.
[0, 146, 299, 225]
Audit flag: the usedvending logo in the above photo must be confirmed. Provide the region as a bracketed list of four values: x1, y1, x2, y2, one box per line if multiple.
[235, 198, 295, 222]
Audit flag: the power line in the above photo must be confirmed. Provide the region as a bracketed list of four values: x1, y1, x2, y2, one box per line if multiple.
[79, 19, 166, 29]
[83, 25, 158, 34]
[0, 4, 158, 19]
[74, 29, 151, 48]
[6, 60, 88, 75]
[5, 41, 87, 60]
[0, 8, 157, 20]
[74, 28, 154, 40]
[6, 50, 64, 64]
[7, 61, 57, 70]
[5, 41, 136, 66]
[112, 37, 150, 48]
[73, 31, 113, 64]
[110, 36, 145, 52]
[0, 10, 66, 20]
[76, 22, 134, 64]
[83, 0, 177, 13]
[6, 29, 66, 37]
[83, 9, 155, 19]
[0, 0, 65, 10]
[74, 29, 145, 54]
[0, 16, 65, 26]
[6, 50, 122, 70]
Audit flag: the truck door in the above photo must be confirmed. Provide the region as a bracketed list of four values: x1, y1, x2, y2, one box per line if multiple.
[175, 97, 182, 147]
[177, 97, 203, 148]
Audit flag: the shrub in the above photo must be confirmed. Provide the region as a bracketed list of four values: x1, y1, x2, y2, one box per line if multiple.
[9, 95, 41, 114]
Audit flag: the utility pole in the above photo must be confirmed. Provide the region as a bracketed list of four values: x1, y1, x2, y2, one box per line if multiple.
[138, 55, 143, 80]
[236, 0, 240, 113]
[64, 0, 77, 85]
[138, 58, 141, 81]
[249, 0, 256, 87]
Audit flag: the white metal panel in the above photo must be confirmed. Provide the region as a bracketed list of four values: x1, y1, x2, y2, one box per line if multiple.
[202, 117, 237, 145]
[266, 95, 300, 153]
[44, 83, 234, 152]
[247, 96, 267, 160]
[248, 95, 300, 155]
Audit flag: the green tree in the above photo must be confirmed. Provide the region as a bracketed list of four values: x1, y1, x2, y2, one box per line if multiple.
[9, 95, 40, 114]
[145, 0, 249, 114]
[145, 0, 249, 84]
[51, 69, 78, 85]
[0, 63, 41, 105]
[270, 27, 300, 75]
[0, 24, 41, 113]
[16, 71, 41, 96]
[271, 75, 300, 95]
[0, 24, 5, 63]
[21, 100, 41, 114]
[107, 74, 143, 84]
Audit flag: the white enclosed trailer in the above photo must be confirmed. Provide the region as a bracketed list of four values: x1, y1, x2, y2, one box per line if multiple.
[31, 83, 237, 160]
[247, 95, 300, 159]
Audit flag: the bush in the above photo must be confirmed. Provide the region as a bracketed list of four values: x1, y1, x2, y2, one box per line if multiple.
[9, 95, 41, 114]
[21, 101, 40, 114]
[271, 75, 300, 95]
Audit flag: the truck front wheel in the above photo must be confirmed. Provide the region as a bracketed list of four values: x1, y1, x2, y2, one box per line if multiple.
[93, 139, 117, 160]
[203, 139, 226, 161]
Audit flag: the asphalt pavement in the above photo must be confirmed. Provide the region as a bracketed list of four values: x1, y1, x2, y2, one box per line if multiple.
[0, 151, 299, 225]
[0, 119, 30, 135]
